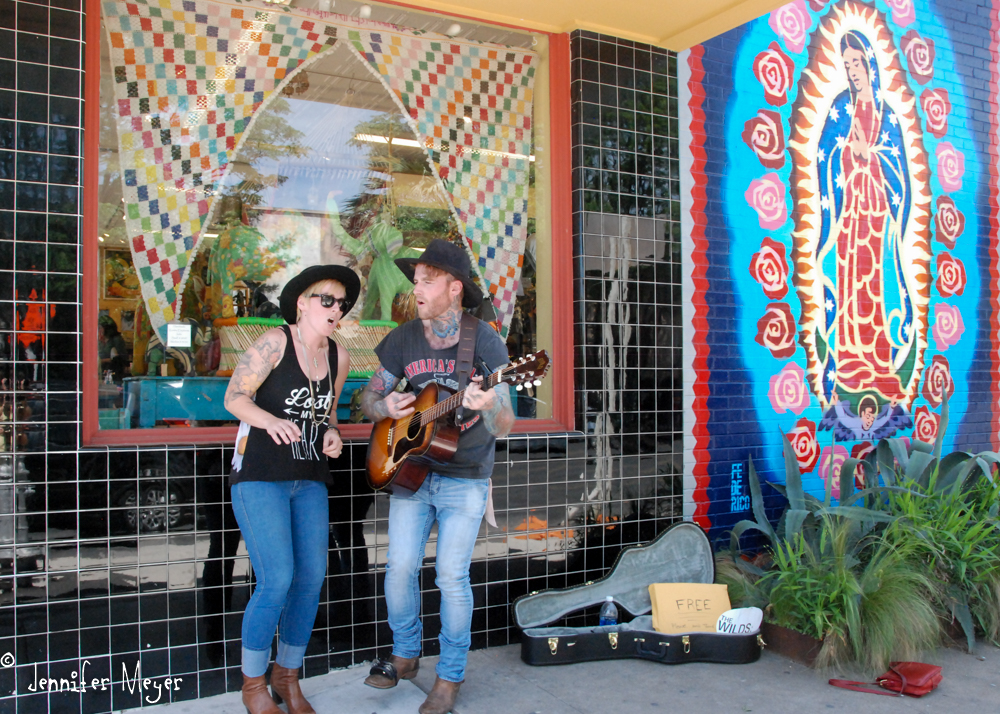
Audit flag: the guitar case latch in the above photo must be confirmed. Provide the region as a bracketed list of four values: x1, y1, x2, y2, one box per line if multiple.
[547, 637, 559, 655]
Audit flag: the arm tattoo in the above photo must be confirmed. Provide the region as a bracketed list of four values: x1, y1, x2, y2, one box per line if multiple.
[360, 365, 400, 422]
[225, 329, 283, 409]
[481, 382, 514, 437]
[368, 367, 399, 397]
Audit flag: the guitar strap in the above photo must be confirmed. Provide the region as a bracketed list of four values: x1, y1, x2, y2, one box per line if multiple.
[453, 311, 478, 425]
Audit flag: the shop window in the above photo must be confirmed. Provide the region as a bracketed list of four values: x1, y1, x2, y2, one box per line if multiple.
[86, 2, 565, 441]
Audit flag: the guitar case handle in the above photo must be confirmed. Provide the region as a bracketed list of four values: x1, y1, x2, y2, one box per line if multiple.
[635, 639, 669, 659]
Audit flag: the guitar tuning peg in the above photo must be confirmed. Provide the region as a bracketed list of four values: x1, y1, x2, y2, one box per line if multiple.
[533, 379, 542, 386]
[516, 384, 523, 391]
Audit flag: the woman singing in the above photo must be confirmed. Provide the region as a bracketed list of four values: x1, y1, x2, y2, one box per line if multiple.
[225, 264, 359, 714]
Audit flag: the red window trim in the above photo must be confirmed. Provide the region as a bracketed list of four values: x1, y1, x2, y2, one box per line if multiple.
[81, 0, 574, 446]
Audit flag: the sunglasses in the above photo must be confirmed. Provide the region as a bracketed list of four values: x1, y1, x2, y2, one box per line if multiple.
[310, 293, 351, 311]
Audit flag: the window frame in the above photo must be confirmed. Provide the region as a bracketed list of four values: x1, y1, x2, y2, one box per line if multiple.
[81, 0, 574, 447]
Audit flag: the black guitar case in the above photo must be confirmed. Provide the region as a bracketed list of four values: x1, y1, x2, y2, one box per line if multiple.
[512, 522, 763, 666]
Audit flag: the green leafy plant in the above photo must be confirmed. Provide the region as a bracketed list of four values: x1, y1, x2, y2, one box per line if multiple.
[848, 393, 1000, 652]
[882, 483, 999, 652]
[764, 515, 939, 672]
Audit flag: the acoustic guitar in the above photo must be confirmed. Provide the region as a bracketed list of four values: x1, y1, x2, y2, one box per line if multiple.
[366, 350, 550, 492]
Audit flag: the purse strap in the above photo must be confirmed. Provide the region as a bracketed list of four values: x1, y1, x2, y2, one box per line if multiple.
[453, 311, 478, 424]
[828, 678, 904, 697]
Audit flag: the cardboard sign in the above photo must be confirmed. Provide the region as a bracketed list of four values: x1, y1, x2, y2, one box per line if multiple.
[648, 583, 732, 634]
[716, 607, 762, 635]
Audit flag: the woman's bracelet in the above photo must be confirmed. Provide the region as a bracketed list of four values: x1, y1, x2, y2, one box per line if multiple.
[328, 424, 341, 438]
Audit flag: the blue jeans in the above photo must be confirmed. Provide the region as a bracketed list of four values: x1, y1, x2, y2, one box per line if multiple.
[231, 480, 329, 677]
[385, 474, 488, 683]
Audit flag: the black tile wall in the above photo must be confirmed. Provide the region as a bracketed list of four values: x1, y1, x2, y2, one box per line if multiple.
[0, 6, 683, 712]
[570, 30, 684, 535]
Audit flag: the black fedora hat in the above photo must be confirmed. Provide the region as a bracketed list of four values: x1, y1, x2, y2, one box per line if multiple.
[279, 264, 361, 324]
[395, 239, 484, 309]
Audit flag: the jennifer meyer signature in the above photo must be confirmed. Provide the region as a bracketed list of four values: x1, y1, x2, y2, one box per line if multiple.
[2, 653, 183, 703]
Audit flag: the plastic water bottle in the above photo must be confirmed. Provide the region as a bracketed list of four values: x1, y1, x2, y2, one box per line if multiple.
[599, 596, 618, 626]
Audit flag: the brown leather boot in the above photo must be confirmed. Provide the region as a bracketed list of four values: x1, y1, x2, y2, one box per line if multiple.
[418, 676, 462, 714]
[270, 663, 316, 714]
[363, 655, 420, 689]
[242, 673, 282, 714]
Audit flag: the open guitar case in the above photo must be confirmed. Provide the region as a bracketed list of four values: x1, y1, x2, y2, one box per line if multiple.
[512, 522, 763, 666]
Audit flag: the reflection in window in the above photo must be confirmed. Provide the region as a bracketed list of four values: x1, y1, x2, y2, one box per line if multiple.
[96, 25, 542, 431]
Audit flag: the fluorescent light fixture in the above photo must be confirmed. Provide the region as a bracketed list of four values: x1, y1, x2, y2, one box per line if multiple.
[203, 232, 219, 238]
[355, 134, 421, 148]
[354, 134, 535, 162]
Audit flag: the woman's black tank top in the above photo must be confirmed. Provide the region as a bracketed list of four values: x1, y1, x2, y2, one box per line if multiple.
[230, 325, 338, 484]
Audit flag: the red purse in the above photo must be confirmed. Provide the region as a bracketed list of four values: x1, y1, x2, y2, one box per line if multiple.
[829, 661, 942, 697]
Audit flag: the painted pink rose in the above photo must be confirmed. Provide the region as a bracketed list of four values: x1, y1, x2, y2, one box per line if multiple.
[920, 88, 951, 139]
[921, 354, 954, 407]
[850, 441, 876, 489]
[913, 406, 940, 443]
[932, 303, 965, 352]
[745, 173, 788, 230]
[742, 109, 786, 169]
[755, 302, 797, 359]
[936, 142, 965, 192]
[768, 0, 812, 54]
[885, 0, 916, 27]
[750, 236, 789, 299]
[753, 42, 796, 107]
[819, 445, 849, 500]
[936, 252, 966, 297]
[788, 418, 820, 474]
[934, 196, 965, 249]
[769, 363, 809, 415]
[902, 30, 935, 85]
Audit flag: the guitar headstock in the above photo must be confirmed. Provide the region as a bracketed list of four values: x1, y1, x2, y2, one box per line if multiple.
[499, 350, 551, 390]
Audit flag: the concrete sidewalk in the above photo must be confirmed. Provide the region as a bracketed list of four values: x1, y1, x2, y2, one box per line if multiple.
[141, 640, 999, 713]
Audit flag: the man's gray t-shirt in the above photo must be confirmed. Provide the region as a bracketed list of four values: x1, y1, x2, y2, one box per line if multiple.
[374, 318, 509, 479]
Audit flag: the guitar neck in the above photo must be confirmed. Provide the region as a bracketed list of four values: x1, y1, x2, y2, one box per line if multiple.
[420, 370, 502, 425]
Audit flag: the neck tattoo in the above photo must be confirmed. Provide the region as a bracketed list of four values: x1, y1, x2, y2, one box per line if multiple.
[296, 325, 333, 426]
[431, 304, 462, 339]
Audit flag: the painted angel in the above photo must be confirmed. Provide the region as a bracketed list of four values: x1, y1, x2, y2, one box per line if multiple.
[819, 392, 912, 441]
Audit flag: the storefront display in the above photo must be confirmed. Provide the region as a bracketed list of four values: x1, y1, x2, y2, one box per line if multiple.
[94, 0, 548, 432]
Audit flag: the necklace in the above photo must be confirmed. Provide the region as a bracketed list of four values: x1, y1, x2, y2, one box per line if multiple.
[296, 325, 334, 426]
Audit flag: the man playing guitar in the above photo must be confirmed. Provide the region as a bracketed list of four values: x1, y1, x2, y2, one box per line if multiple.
[360, 239, 514, 714]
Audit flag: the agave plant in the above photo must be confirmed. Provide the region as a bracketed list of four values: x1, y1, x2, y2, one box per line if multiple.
[727, 431, 896, 581]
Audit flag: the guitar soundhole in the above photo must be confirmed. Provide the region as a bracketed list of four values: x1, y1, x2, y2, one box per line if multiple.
[390, 412, 423, 462]
[405, 412, 422, 440]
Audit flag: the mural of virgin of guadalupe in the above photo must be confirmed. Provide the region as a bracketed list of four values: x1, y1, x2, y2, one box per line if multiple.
[815, 30, 914, 406]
